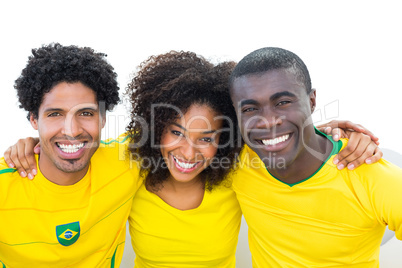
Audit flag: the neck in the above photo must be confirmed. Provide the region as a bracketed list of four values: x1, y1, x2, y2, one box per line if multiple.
[150, 175, 205, 210]
[38, 155, 89, 186]
[163, 175, 204, 193]
[266, 128, 333, 185]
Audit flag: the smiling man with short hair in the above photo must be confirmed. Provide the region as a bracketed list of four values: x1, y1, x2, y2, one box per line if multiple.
[229, 47, 402, 267]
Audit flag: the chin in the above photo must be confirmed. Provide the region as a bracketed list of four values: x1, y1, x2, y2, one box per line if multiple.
[56, 160, 89, 173]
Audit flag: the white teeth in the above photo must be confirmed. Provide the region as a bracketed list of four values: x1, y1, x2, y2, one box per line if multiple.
[57, 143, 84, 153]
[173, 156, 198, 169]
[261, 134, 289, 146]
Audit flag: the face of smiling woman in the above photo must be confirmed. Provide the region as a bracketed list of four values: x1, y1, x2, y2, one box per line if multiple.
[160, 104, 223, 184]
[30, 82, 105, 185]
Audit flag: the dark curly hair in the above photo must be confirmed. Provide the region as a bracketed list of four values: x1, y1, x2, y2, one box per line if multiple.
[229, 47, 312, 94]
[15, 43, 120, 120]
[125, 51, 243, 191]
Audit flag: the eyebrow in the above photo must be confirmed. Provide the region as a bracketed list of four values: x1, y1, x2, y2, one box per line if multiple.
[43, 108, 64, 113]
[239, 99, 259, 107]
[43, 106, 98, 113]
[239, 91, 297, 108]
[269, 91, 296, 101]
[172, 123, 218, 134]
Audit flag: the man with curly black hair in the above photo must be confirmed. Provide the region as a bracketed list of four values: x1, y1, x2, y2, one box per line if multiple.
[0, 43, 140, 267]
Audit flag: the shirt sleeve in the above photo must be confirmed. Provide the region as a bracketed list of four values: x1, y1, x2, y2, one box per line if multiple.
[364, 159, 402, 240]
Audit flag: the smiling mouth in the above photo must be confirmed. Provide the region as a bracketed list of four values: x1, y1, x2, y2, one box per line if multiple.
[259, 134, 290, 146]
[172, 155, 201, 170]
[56, 142, 85, 154]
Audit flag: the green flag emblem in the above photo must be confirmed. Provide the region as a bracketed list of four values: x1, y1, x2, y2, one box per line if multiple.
[56, 221, 80, 246]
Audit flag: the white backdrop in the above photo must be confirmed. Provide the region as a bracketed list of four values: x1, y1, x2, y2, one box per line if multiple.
[1, 0, 401, 157]
[1, 1, 402, 267]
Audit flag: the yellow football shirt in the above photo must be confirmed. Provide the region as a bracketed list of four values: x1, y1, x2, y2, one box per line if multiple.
[233, 134, 402, 267]
[129, 182, 242, 267]
[0, 137, 141, 267]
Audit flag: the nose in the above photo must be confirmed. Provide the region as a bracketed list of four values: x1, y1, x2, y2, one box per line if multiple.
[180, 138, 197, 161]
[254, 109, 283, 129]
[61, 114, 83, 138]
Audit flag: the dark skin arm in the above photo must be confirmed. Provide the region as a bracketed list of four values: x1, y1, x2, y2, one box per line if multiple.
[4, 120, 383, 179]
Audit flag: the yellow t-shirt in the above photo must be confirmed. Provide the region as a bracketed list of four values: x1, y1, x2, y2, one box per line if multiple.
[129, 182, 242, 267]
[233, 137, 402, 267]
[0, 137, 141, 268]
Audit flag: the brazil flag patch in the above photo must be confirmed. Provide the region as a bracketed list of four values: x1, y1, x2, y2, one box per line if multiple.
[56, 221, 80, 246]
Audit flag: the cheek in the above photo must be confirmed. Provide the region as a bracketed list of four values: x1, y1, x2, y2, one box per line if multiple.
[239, 119, 253, 136]
[290, 109, 312, 125]
[88, 125, 102, 138]
[202, 146, 219, 160]
[160, 133, 176, 149]
[37, 122, 60, 138]
[81, 119, 103, 138]
[237, 116, 247, 131]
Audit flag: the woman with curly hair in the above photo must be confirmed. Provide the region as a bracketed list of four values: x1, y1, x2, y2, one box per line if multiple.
[125, 51, 243, 267]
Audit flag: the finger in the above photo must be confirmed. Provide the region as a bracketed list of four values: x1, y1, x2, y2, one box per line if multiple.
[336, 133, 372, 170]
[332, 154, 339, 166]
[331, 128, 347, 141]
[24, 138, 39, 179]
[319, 120, 379, 143]
[318, 120, 349, 131]
[324, 127, 332, 135]
[349, 124, 379, 143]
[4, 146, 15, 168]
[337, 121, 379, 143]
[8, 145, 28, 177]
[365, 146, 383, 164]
[316, 125, 332, 135]
[336, 121, 365, 133]
[345, 141, 377, 170]
[333, 132, 362, 168]
[34, 144, 41, 154]
[15, 139, 33, 178]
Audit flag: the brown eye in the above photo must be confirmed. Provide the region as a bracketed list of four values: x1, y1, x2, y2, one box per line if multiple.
[242, 107, 257, 113]
[171, 130, 184, 137]
[277, 100, 291, 106]
[200, 137, 213, 143]
[80, 111, 93, 116]
[48, 112, 61, 117]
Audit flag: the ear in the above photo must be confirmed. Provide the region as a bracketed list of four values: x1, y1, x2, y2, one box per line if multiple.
[309, 89, 317, 113]
[30, 113, 39, 130]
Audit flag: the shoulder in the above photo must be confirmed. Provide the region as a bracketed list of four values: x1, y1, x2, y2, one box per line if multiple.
[0, 157, 20, 203]
[346, 158, 402, 193]
[92, 133, 132, 167]
[357, 158, 402, 176]
[98, 133, 130, 157]
[0, 157, 17, 176]
[334, 137, 402, 178]
[91, 134, 142, 188]
[238, 145, 262, 167]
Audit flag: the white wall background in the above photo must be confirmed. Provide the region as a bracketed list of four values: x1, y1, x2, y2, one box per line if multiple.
[0, 1, 401, 267]
[0, 0, 401, 157]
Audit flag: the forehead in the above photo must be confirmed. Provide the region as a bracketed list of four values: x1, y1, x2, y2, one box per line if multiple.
[40, 82, 98, 111]
[230, 69, 306, 102]
[176, 104, 222, 131]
